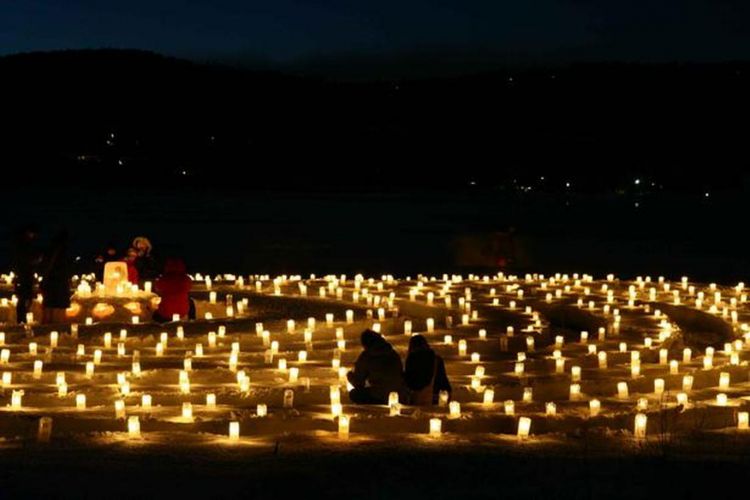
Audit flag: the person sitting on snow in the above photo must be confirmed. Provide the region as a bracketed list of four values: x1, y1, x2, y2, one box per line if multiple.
[152, 257, 193, 322]
[404, 334, 452, 405]
[347, 330, 408, 404]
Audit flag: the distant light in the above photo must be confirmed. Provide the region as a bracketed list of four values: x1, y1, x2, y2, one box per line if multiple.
[540, 176, 545, 181]
[634, 202, 640, 208]
[469, 180, 476, 186]
[704, 192, 710, 198]
[565, 182, 571, 188]
[181, 170, 188, 176]
[634, 179, 640, 185]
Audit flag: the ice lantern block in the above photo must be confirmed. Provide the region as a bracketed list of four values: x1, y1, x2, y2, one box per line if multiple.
[103, 262, 129, 295]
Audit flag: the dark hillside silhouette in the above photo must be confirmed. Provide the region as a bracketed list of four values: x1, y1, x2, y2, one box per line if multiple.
[1, 49, 749, 191]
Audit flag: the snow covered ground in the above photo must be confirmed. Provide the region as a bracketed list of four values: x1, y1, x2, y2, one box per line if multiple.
[0, 271, 749, 497]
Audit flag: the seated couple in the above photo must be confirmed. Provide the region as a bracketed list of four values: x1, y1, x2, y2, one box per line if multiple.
[347, 330, 451, 406]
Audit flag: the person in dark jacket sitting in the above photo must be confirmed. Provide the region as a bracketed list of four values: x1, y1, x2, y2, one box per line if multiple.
[404, 334, 452, 405]
[347, 330, 408, 404]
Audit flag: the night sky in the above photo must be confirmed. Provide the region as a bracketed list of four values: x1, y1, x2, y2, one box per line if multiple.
[2, 0, 750, 66]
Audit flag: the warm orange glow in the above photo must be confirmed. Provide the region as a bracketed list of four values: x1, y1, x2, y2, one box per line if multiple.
[92, 302, 115, 319]
[66, 302, 82, 318]
[123, 302, 143, 315]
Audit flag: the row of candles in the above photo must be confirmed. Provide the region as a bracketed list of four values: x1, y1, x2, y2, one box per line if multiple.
[244, 272, 747, 332]
[5, 271, 750, 444]
[1, 316, 744, 404]
[6, 270, 748, 305]
[22, 387, 750, 443]
[4, 269, 748, 333]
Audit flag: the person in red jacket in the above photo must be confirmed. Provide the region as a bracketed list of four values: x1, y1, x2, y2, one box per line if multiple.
[152, 257, 192, 322]
[124, 247, 140, 285]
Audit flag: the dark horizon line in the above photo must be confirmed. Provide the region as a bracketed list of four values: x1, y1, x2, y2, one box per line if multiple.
[4, 47, 750, 81]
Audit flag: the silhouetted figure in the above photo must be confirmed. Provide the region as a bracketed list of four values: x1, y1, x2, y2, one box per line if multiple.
[152, 257, 192, 322]
[347, 330, 408, 404]
[11, 226, 40, 324]
[404, 334, 452, 405]
[41, 230, 72, 324]
[94, 242, 119, 280]
[496, 226, 517, 270]
[132, 236, 159, 283]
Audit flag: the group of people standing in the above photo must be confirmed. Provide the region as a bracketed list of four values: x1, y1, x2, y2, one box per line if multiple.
[348, 330, 452, 406]
[92, 237, 194, 323]
[12, 226, 70, 324]
[94, 236, 159, 285]
[10, 228, 167, 325]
